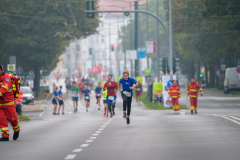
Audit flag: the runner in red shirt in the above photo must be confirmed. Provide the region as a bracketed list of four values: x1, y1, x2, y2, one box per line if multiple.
[103, 75, 118, 118]
[78, 79, 84, 100]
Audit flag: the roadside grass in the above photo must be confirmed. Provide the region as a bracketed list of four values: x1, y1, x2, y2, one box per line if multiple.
[132, 90, 188, 110]
[18, 114, 30, 121]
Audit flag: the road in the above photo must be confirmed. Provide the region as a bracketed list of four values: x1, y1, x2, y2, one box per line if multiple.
[0, 79, 240, 160]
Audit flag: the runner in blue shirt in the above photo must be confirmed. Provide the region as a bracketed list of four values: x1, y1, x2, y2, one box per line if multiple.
[95, 82, 102, 111]
[118, 70, 138, 125]
[82, 85, 91, 112]
[57, 85, 66, 115]
[52, 86, 59, 115]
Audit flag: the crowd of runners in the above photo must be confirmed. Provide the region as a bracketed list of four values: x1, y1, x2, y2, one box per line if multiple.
[51, 70, 142, 125]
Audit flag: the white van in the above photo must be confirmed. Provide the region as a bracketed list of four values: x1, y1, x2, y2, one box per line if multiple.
[224, 67, 240, 94]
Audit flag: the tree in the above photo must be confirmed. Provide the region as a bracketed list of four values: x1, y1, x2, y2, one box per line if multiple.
[0, 0, 99, 93]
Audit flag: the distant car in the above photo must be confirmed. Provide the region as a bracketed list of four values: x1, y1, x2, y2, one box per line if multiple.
[21, 86, 35, 104]
[224, 67, 240, 94]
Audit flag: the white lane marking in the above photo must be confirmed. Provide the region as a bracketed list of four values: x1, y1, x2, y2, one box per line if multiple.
[228, 116, 240, 121]
[92, 134, 99, 136]
[39, 112, 44, 117]
[98, 128, 104, 131]
[101, 126, 106, 128]
[80, 144, 89, 147]
[96, 131, 101, 133]
[90, 137, 96, 139]
[211, 114, 240, 125]
[105, 123, 109, 125]
[68, 112, 73, 114]
[65, 154, 76, 159]
[73, 149, 83, 153]
[86, 140, 93, 143]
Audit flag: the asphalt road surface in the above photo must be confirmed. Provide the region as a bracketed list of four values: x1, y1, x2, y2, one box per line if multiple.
[1, 79, 240, 160]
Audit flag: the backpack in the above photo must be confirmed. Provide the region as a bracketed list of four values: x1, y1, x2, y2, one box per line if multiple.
[9, 74, 21, 99]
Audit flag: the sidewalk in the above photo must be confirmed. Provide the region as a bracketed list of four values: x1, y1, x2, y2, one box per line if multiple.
[22, 104, 45, 112]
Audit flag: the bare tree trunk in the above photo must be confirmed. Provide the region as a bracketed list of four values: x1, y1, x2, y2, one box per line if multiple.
[205, 65, 209, 88]
[33, 64, 40, 98]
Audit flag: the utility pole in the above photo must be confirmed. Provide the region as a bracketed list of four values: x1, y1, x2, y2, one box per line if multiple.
[157, 0, 160, 81]
[169, 0, 173, 79]
[109, 23, 112, 75]
[146, 0, 149, 69]
[117, 16, 120, 76]
[130, 2, 133, 77]
[134, 1, 139, 77]
[123, 8, 126, 70]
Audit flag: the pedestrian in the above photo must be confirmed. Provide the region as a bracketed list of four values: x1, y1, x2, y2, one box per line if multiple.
[65, 77, 71, 94]
[56, 74, 60, 83]
[186, 78, 203, 115]
[135, 80, 142, 104]
[52, 86, 59, 115]
[168, 80, 181, 114]
[72, 82, 80, 112]
[95, 82, 102, 111]
[0, 65, 21, 141]
[78, 79, 84, 100]
[101, 87, 109, 118]
[103, 75, 118, 118]
[118, 70, 138, 125]
[57, 85, 65, 115]
[22, 79, 29, 86]
[15, 89, 23, 115]
[82, 85, 91, 112]
[90, 78, 94, 90]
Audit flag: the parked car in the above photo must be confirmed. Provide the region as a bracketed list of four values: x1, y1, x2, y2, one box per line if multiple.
[21, 86, 35, 104]
[224, 67, 240, 94]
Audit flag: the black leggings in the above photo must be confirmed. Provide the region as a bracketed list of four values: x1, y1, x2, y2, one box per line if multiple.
[108, 103, 115, 113]
[121, 94, 132, 116]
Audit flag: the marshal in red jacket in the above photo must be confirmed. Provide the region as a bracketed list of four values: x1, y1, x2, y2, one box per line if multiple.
[0, 72, 15, 108]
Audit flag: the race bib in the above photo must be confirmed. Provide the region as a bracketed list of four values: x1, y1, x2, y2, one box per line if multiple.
[59, 97, 63, 100]
[97, 94, 101, 97]
[136, 88, 141, 91]
[85, 96, 90, 100]
[108, 96, 114, 100]
[73, 91, 78, 96]
[123, 91, 131, 97]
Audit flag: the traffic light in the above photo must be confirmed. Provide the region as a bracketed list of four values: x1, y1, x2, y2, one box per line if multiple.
[111, 45, 114, 51]
[173, 58, 180, 73]
[87, 1, 94, 18]
[200, 73, 203, 78]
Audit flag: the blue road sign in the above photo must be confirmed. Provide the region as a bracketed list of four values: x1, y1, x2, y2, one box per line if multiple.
[138, 48, 146, 58]
[167, 80, 172, 88]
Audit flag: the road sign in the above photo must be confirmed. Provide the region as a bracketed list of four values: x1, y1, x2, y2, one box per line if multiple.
[215, 65, 220, 71]
[126, 50, 137, 60]
[146, 41, 155, 54]
[7, 64, 16, 73]
[237, 66, 240, 73]
[220, 58, 226, 64]
[138, 48, 146, 58]
[145, 68, 151, 75]
[167, 80, 172, 88]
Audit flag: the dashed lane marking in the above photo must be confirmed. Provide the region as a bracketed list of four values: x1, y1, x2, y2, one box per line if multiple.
[90, 137, 96, 139]
[98, 128, 104, 131]
[92, 134, 99, 136]
[101, 126, 106, 128]
[86, 140, 93, 143]
[73, 149, 83, 153]
[39, 112, 44, 117]
[80, 144, 89, 147]
[210, 114, 240, 126]
[96, 131, 102, 133]
[65, 154, 76, 160]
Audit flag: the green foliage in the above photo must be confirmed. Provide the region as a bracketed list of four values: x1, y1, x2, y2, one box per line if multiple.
[0, 0, 99, 92]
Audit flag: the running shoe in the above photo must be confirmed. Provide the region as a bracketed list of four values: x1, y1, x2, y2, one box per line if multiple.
[98, 108, 100, 111]
[113, 110, 115, 115]
[110, 113, 113, 118]
[103, 113, 106, 117]
[123, 112, 126, 118]
[76, 107, 78, 111]
[13, 130, 20, 140]
[126, 117, 130, 125]
[191, 110, 193, 115]
[62, 113, 65, 115]
[195, 110, 197, 114]
[86, 109, 88, 112]
[107, 115, 109, 118]
[0, 137, 9, 141]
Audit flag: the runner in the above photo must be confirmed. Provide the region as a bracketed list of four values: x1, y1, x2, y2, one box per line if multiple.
[135, 80, 142, 104]
[119, 70, 138, 125]
[71, 82, 80, 112]
[103, 75, 118, 118]
[95, 82, 102, 111]
[78, 79, 84, 100]
[52, 86, 59, 115]
[101, 87, 109, 118]
[82, 85, 91, 112]
[57, 85, 65, 115]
